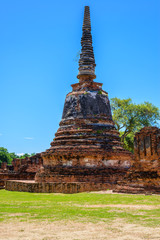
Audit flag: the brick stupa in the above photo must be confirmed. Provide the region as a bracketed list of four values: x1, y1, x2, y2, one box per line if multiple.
[35, 6, 133, 186]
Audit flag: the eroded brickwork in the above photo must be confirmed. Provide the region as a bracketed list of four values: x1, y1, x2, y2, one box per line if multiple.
[0, 162, 8, 171]
[114, 127, 160, 194]
[35, 6, 133, 184]
[0, 153, 43, 189]
[5, 180, 111, 193]
[35, 166, 128, 184]
[134, 127, 160, 171]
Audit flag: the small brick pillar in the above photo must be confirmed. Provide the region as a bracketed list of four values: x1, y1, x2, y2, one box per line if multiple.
[134, 126, 160, 171]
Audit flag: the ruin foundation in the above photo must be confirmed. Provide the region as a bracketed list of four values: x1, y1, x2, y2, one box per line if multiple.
[114, 127, 160, 194]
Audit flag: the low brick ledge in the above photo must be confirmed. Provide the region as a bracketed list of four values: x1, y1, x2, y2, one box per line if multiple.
[0, 180, 5, 189]
[5, 180, 111, 193]
[113, 185, 160, 195]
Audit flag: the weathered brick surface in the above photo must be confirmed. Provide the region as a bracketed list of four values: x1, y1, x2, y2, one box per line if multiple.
[5, 180, 111, 193]
[0, 172, 36, 189]
[12, 153, 43, 173]
[113, 184, 160, 194]
[0, 162, 8, 171]
[35, 166, 128, 184]
[2, 127, 160, 194]
[0, 153, 43, 189]
[134, 127, 160, 170]
[35, 6, 133, 186]
[115, 127, 160, 194]
[36, 81, 133, 183]
[0, 180, 4, 189]
[0, 172, 35, 181]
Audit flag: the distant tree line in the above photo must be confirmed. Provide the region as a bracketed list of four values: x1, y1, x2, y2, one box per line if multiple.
[0, 147, 35, 167]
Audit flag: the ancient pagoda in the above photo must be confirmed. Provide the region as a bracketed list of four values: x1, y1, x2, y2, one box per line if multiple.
[35, 6, 133, 185]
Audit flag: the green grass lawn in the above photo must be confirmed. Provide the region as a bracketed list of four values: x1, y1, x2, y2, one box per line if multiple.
[0, 190, 160, 227]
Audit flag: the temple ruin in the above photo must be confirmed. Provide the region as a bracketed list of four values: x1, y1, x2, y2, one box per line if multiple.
[0, 153, 43, 189]
[35, 6, 133, 185]
[1, 6, 160, 194]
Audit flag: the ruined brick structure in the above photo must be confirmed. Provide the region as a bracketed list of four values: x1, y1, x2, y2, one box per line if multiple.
[0, 162, 8, 171]
[0, 153, 43, 189]
[114, 127, 160, 194]
[35, 6, 133, 185]
[134, 127, 160, 170]
[3, 7, 159, 194]
[12, 153, 43, 173]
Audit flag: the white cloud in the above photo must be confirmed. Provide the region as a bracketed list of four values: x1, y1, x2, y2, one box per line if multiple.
[16, 153, 25, 156]
[16, 153, 31, 156]
[24, 137, 34, 140]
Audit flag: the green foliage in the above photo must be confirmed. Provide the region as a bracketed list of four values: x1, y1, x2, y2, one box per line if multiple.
[0, 148, 36, 166]
[13, 153, 36, 159]
[111, 98, 160, 152]
[98, 90, 102, 94]
[0, 147, 12, 166]
[19, 153, 30, 159]
[30, 153, 36, 157]
[0, 190, 159, 227]
[120, 132, 134, 153]
[9, 152, 18, 160]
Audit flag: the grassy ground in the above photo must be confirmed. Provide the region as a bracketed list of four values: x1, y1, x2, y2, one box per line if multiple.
[0, 190, 160, 227]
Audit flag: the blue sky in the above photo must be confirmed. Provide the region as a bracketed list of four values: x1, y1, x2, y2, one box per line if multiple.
[0, 0, 160, 154]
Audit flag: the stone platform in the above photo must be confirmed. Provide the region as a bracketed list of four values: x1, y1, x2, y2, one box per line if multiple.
[5, 180, 111, 194]
[113, 184, 160, 195]
[5, 180, 160, 194]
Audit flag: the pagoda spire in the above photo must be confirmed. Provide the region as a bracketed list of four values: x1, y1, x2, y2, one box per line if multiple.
[77, 6, 96, 81]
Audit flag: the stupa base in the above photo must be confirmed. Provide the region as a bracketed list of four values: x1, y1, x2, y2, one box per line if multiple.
[5, 180, 113, 193]
[34, 150, 133, 186]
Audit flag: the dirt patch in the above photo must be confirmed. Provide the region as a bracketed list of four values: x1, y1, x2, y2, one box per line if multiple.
[91, 190, 115, 194]
[6, 213, 30, 217]
[74, 204, 160, 210]
[0, 220, 160, 240]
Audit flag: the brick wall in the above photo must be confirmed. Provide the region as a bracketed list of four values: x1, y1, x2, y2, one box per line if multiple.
[5, 180, 112, 193]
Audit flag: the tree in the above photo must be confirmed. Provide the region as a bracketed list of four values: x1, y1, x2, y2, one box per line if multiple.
[120, 132, 135, 153]
[10, 152, 19, 160]
[0, 147, 12, 167]
[19, 153, 30, 159]
[0, 148, 35, 167]
[30, 153, 36, 156]
[111, 98, 160, 152]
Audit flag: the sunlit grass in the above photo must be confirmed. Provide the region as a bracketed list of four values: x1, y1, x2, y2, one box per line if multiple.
[0, 190, 159, 226]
